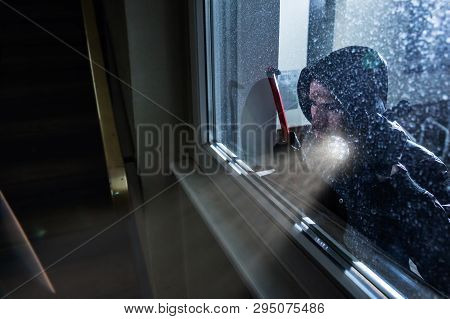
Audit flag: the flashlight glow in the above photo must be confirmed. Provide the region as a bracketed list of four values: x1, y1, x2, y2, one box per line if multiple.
[302, 134, 351, 182]
[326, 135, 350, 162]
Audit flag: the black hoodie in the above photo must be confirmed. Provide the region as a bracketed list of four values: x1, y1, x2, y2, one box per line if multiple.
[297, 46, 450, 295]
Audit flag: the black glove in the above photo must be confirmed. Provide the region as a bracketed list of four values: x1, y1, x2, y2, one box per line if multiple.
[350, 113, 407, 177]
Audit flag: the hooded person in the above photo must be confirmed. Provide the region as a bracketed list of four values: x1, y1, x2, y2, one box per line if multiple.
[297, 46, 450, 295]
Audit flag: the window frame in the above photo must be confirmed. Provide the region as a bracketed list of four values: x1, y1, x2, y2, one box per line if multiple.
[188, 0, 445, 299]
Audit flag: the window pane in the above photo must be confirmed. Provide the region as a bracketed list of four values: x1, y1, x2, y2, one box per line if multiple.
[208, 0, 449, 297]
[211, 0, 281, 165]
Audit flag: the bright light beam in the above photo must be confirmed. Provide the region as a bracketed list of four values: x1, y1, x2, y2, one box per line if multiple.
[0, 192, 55, 296]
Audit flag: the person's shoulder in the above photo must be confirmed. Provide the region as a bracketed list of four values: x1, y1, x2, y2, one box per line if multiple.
[384, 118, 447, 172]
[402, 139, 446, 168]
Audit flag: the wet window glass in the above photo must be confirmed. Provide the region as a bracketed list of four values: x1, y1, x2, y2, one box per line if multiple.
[209, 0, 449, 296]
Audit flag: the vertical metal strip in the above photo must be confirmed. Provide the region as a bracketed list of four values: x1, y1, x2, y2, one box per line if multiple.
[80, 0, 129, 212]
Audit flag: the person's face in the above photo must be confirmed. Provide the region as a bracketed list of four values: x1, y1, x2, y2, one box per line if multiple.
[309, 80, 344, 139]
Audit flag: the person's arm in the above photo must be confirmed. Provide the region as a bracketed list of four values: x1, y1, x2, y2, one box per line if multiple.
[400, 140, 449, 206]
[390, 164, 450, 295]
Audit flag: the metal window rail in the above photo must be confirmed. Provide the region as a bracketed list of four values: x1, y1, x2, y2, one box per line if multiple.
[81, 0, 129, 212]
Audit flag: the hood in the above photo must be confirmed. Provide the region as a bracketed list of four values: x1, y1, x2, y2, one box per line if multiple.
[298, 46, 410, 174]
[297, 46, 388, 129]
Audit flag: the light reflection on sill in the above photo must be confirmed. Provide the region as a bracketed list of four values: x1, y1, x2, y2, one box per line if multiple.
[353, 261, 404, 299]
[209, 144, 227, 161]
[344, 269, 380, 299]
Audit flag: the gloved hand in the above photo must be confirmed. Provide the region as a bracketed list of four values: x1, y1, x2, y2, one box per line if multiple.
[349, 112, 407, 178]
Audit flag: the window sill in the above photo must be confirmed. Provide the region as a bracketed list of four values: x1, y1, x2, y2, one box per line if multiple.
[171, 144, 383, 298]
